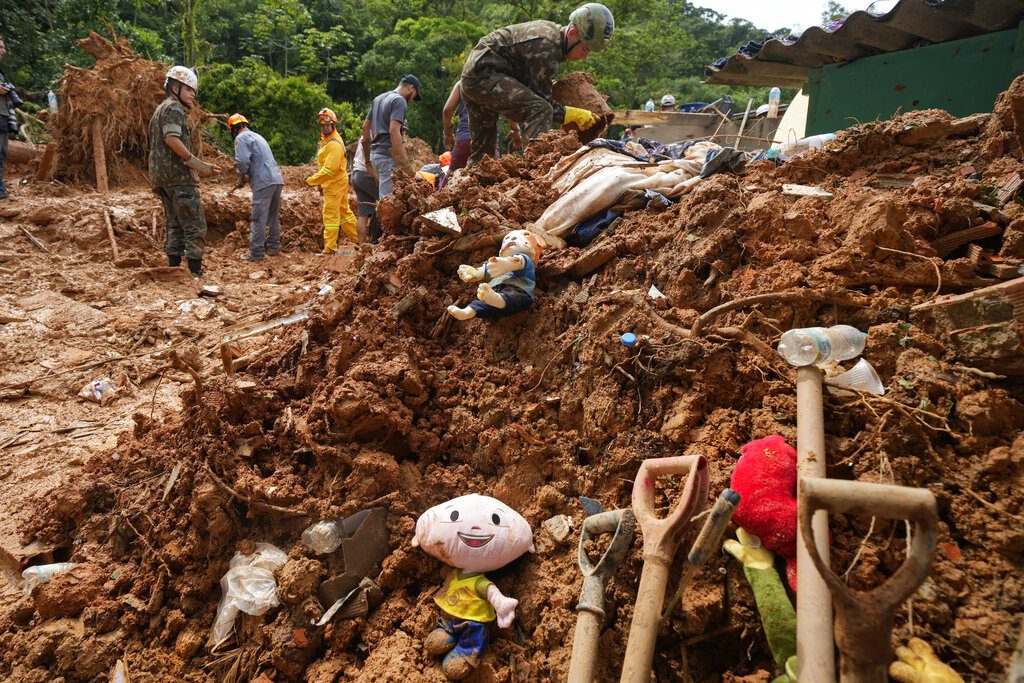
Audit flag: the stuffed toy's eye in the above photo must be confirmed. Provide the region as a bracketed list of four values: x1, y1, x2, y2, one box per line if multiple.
[450, 510, 460, 522]
[491, 513, 501, 525]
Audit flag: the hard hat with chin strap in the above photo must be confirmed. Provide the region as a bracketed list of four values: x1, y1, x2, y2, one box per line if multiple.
[165, 65, 198, 92]
[569, 3, 615, 52]
[317, 107, 338, 125]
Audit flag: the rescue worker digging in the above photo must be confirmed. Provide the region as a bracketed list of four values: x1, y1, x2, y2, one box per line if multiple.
[306, 108, 357, 253]
[147, 66, 216, 277]
[229, 113, 284, 261]
[459, 3, 614, 167]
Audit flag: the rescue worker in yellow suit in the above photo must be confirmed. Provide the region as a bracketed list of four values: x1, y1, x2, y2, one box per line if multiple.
[306, 108, 357, 253]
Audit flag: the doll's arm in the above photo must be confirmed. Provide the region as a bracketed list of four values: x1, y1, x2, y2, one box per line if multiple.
[482, 254, 526, 279]
[485, 584, 518, 629]
[457, 264, 485, 283]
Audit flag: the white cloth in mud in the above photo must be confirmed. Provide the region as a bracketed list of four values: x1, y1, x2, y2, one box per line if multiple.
[412, 494, 534, 573]
[532, 141, 719, 243]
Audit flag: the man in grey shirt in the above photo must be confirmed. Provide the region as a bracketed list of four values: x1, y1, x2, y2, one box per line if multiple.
[229, 113, 284, 260]
[361, 74, 421, 198]
[0, 38, 13, 200]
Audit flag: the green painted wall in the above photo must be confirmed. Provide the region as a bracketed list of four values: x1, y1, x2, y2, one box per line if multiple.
[804, 21, 1024, 135]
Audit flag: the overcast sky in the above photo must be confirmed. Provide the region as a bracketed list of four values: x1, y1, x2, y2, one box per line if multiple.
[692, 0, 877, 33]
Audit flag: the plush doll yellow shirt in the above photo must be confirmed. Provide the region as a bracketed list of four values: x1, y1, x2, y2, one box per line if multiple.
[306, 129, 357, 252]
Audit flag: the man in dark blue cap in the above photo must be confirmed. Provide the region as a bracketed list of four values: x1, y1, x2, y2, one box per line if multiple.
[360, 74, 421, 198]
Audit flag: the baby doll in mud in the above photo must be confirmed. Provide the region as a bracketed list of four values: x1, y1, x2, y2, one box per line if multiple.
[412, 494, 534, 680]
[447, 229, 543, 320]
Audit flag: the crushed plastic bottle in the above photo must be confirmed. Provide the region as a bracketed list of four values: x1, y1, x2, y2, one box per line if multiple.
[22, 562, 77, 593]
[47, 90, 59, 114]
[301, 520, 344, 554]
[777, 325, 867, 366]
[78, 378, 117, 404]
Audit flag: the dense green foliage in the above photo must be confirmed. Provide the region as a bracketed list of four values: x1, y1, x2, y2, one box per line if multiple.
[3, 0, 792, 161]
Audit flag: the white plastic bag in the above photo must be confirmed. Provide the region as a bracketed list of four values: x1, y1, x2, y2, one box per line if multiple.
[78, 378, 117, 405]
[208, 543, 288, 649]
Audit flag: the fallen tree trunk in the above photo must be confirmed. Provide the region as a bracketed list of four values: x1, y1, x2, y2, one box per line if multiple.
[8, 141, 43, 165]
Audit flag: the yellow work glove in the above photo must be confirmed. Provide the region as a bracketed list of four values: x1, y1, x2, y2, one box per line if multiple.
[890, 638, 964, 683]
[563, 106, 597, 131]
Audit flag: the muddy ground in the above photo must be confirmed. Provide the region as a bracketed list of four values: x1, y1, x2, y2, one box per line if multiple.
[1, 77, 1023, 682]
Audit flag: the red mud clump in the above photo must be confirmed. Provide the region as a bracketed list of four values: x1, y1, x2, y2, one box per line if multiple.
[3, 75, 1024, 683]
[552, 71, 614, 143]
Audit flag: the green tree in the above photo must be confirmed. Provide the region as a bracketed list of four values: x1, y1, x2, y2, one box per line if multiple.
[247, 0, 312, 74]
[201, 57, 361, 163]
[356, 15, 483, 149]
[296, 26, 355, 88]
[821, 1, 849, 22]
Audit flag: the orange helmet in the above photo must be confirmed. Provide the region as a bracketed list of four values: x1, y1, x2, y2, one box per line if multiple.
[439, 151, 452, 167]
[227, 113, 248, 127]
[317, 107, 338, 125]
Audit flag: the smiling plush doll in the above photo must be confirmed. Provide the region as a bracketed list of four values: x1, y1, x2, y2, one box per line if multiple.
[412, 494, 535, 680]
[447, 230, 544, 320]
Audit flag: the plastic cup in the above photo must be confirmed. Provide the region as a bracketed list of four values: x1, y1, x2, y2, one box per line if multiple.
[826, 358, 885, 396]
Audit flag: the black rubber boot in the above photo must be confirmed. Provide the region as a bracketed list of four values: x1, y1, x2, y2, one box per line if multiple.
[168, 254, 182, 267]
[187, 258, 203, 277]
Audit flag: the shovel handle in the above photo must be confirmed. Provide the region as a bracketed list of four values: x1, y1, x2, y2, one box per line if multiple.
[632, 455, 710, 564]
[799, 478, 939, 682]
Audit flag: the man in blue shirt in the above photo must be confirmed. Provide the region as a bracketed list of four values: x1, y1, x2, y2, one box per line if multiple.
[229, 113, 285, 261]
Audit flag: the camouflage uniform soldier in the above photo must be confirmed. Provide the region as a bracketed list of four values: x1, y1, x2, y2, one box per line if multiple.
[148, 66, 216, 277]
[460, 3, 614, 167]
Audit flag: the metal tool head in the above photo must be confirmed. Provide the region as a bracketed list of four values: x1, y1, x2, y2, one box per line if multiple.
[631, 455, 710, 563]
[576, 508, 636, 619]
[798, 478, 939, 681]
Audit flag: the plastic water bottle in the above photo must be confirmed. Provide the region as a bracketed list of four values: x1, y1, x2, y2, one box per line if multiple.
[47, 90, 58, 113]
[777, 325, 867, 366]
[768, 87, 781, 118]
[302, 520, 343, 554]
[22, 562, 77, 593]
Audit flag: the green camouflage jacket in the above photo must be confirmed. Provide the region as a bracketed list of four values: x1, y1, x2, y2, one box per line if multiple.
[462, 20, 565, 113]
[148, 96, 196, 188]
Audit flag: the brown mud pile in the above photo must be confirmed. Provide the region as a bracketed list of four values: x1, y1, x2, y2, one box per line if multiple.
[49, 30, 213, 186]
[552, 72, 614, 144]
[3, 79, 1024, 683]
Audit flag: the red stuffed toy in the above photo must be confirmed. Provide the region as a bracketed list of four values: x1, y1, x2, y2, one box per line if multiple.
[729, 434, 798, 590]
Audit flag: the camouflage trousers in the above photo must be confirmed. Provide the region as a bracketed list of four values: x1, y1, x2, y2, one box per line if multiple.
[157, 185, 208, 260]
[461, 72, 560, 167]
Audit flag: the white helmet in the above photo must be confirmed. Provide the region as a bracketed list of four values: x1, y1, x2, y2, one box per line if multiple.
[660, 94, 676, 107]
[165, 66, 198, 92]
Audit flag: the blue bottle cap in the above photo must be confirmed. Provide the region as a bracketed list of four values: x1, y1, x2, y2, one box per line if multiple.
[621, 333, 637, 347]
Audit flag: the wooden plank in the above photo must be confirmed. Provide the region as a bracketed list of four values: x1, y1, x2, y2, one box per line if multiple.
[735, 98, 754, 147]
[34, 143, 57, 182]
[91, 119, 108, 194]
[103, 211, 120, 260]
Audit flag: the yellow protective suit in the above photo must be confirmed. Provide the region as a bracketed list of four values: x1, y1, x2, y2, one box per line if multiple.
[306, 129, 357, 252]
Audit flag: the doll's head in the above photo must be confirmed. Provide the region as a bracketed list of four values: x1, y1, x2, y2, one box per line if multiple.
[412, 494, 534, 573]
[499, 230, 544, 261]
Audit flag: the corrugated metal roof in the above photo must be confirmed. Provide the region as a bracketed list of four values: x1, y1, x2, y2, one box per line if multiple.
[705, 0, 1024, 87]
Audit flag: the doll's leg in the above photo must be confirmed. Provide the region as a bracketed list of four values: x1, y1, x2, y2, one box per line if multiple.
[476, 283, 506, 308]
[425, 619, 458, 657]
[447, 304, 477, 320]
[441, 620, 488, 680]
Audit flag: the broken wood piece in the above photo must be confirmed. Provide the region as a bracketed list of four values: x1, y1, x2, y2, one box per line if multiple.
[896, 112, 989, 146]
[222, 309, 309, 344]
[161, 463, 182, 502]
[996, 171, 1022, 206]
[103, 211, 120, 260]
[392, 286, 429, 319]
[569, 242, 617, 278]
[91, 118, 108, 194]
[220, 342, 242, 374]
[34, 143, 57, 182]
[931, 222, 1002, 257]
[416, 207, 461, 236]
[782, 183, 832, 198]
[19, 226, 48, 252]
[978, 260, 1022, 279]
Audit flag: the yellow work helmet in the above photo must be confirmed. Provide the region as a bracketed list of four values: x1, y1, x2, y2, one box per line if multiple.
[227, 113, 248, 127]
[317, 108, 338, 125]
